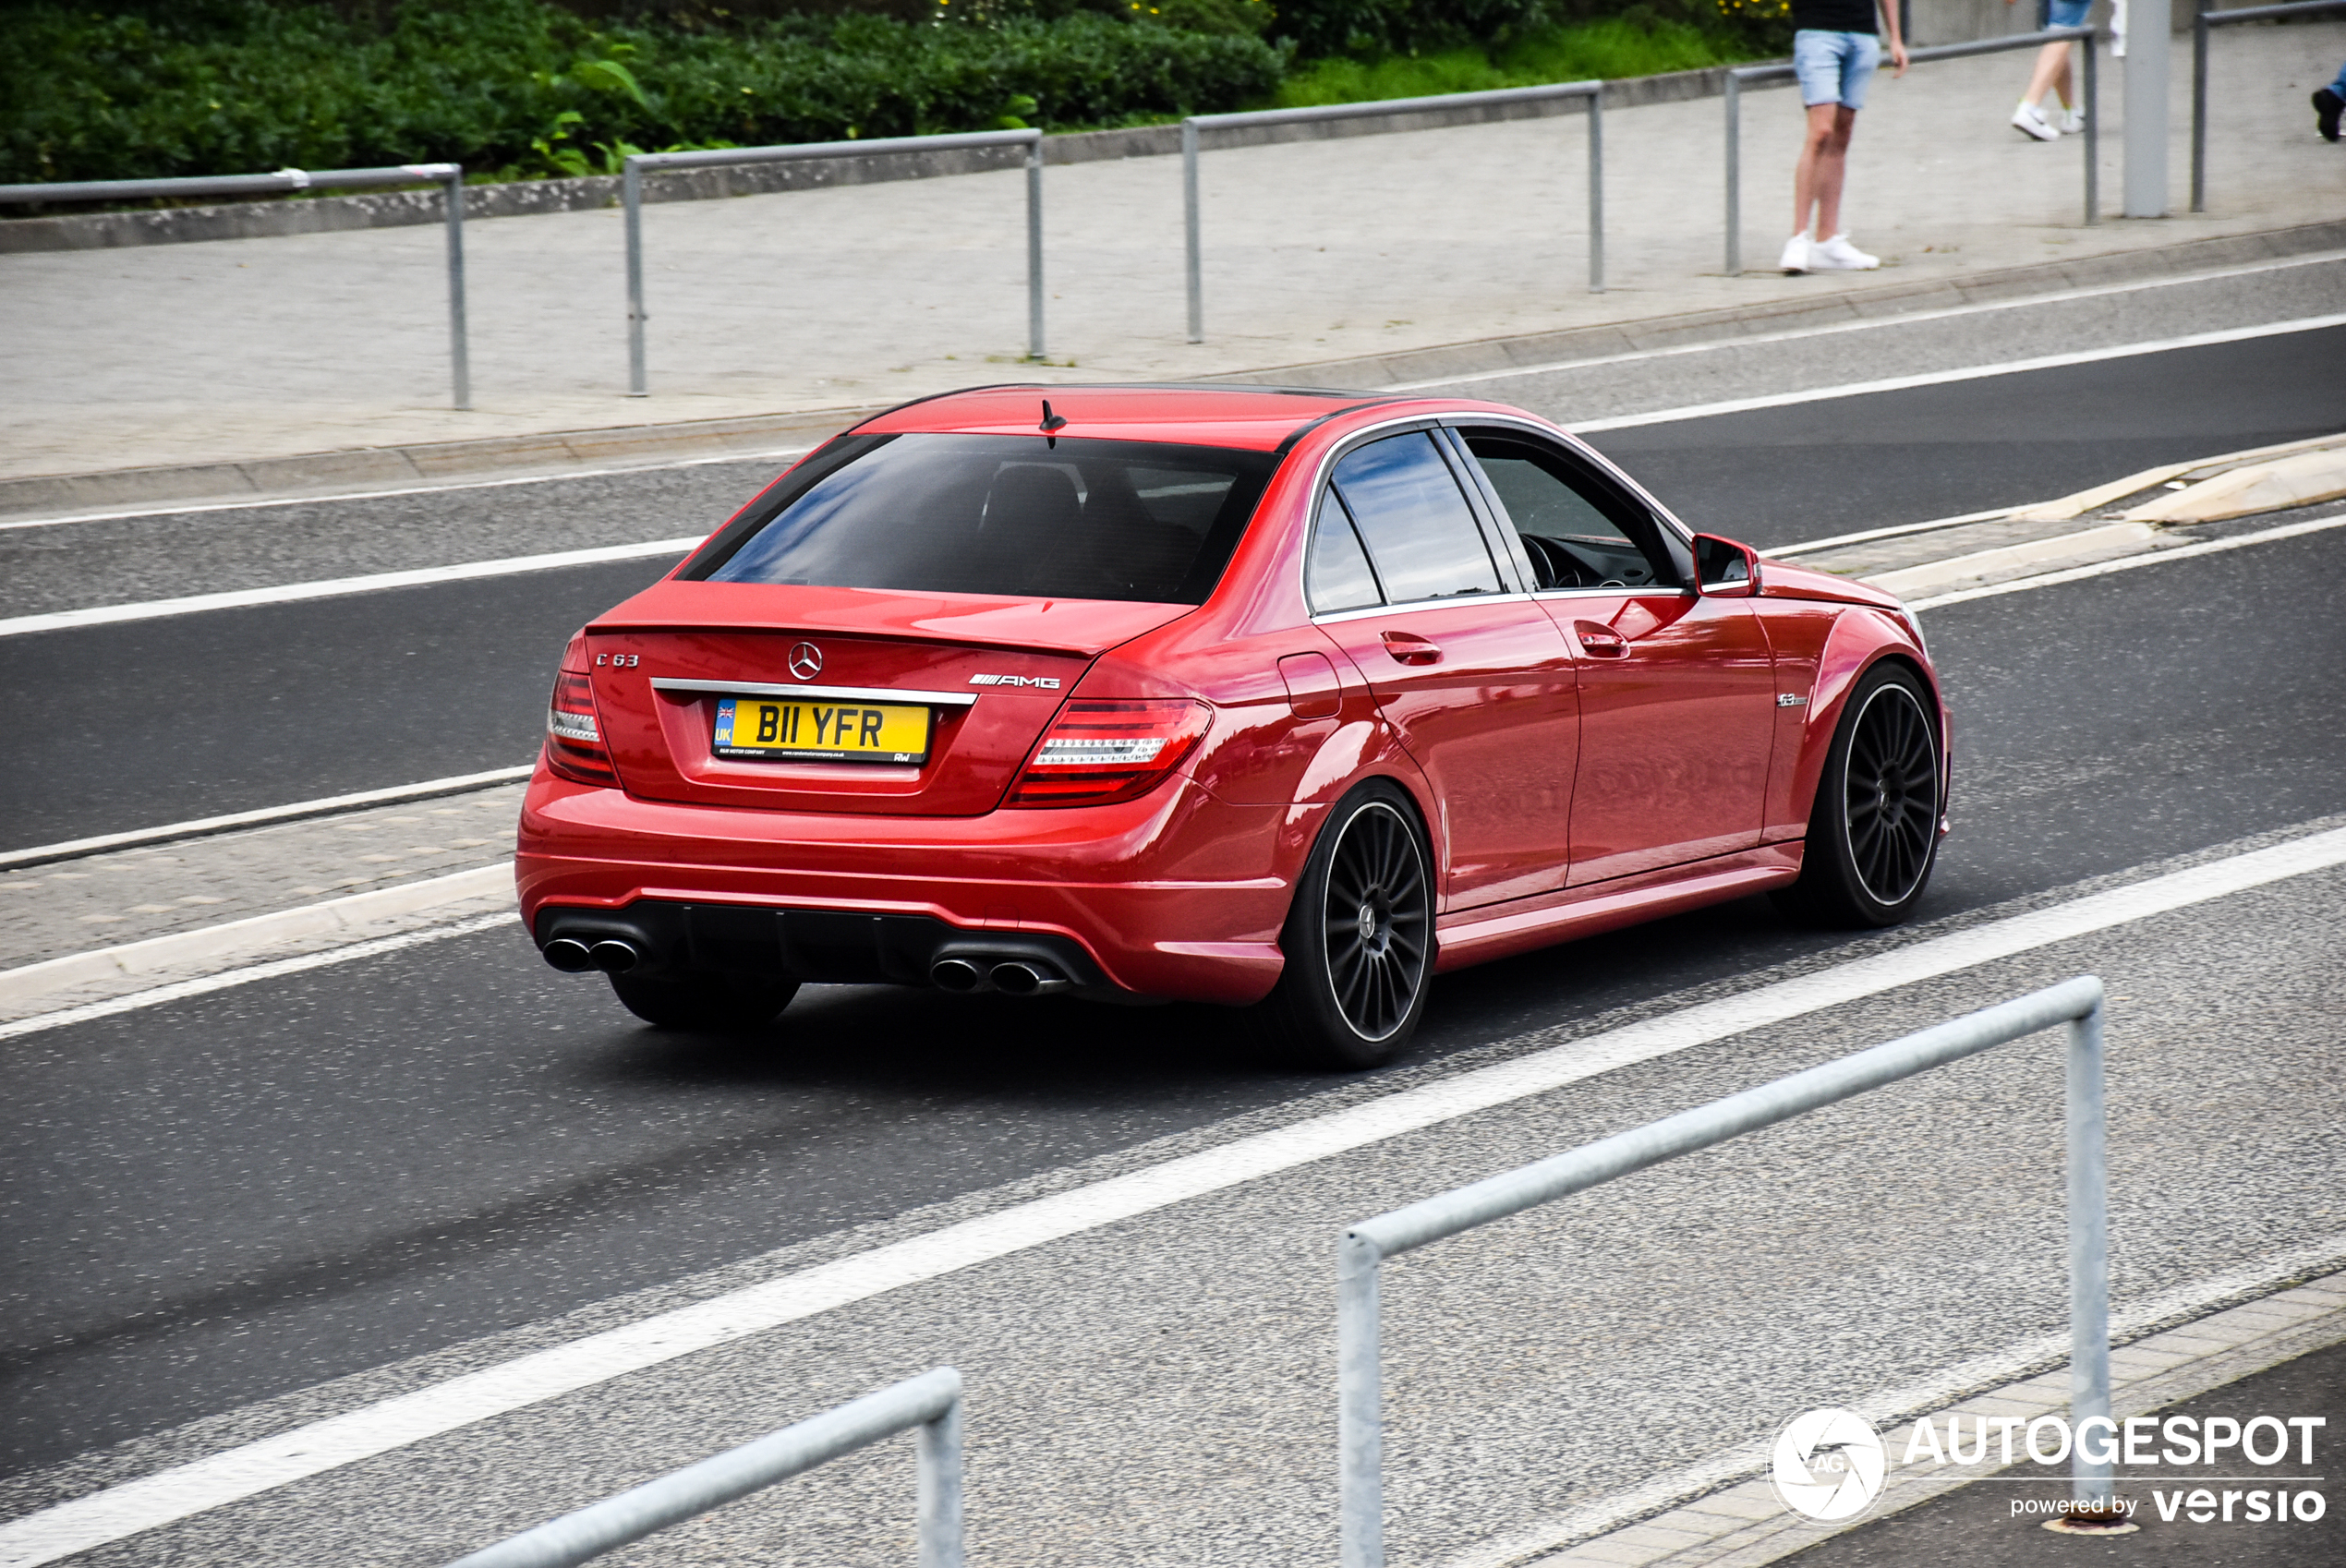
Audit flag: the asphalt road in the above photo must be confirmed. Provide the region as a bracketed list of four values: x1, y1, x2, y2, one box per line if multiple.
[4, 321, 2343, 854]
[4, 503, 2342, 1481]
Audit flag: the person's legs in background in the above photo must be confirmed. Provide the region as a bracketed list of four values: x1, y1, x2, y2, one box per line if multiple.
[2316, 60, 2345, 141]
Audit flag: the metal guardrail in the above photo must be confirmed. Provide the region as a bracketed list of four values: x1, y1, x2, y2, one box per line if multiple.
[1181, 81, 1605, 344]
[1724, 29, 2099, 275]
[622, 130, 1044, 396]
[442, 1366, 964, 1568]
[0, 163, 472, 409]
[1336, 976, 2114, 1568]
[2193, 0, 2346, 211]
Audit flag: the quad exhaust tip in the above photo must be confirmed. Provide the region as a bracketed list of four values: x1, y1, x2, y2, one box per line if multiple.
[541, 937, 595, 973]
[587, 940, 640, 974]
[989, 960, 1068, 996]
[930, 958, 986, 993]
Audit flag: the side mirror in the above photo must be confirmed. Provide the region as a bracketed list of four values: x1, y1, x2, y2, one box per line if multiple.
[1693, 534, 1760, 597]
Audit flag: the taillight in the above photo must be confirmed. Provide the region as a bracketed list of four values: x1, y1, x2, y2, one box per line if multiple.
[544, 633, 617, 786]
[1007, 699, 1209, 807]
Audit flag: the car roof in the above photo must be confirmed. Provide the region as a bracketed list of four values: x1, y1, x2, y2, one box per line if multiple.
[850, 383, 1408, 452]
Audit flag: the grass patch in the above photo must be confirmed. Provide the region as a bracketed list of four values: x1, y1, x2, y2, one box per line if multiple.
[1272, 17, 1760, 108]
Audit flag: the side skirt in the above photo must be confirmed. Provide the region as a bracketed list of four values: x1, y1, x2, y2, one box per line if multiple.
[1432, 842, 1804, 974]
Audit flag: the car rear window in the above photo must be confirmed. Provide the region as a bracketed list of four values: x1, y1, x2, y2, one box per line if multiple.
[684, 433, 1281, 605]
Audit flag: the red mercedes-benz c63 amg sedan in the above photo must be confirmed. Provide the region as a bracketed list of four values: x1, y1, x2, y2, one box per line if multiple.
[518, 384, 1946, 1066]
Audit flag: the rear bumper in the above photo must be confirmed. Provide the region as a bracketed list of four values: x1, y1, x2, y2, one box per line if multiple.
[516, 769, 1303, 1005]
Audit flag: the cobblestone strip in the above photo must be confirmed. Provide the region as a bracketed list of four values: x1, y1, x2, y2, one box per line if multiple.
[1487, 1273, 2346, 1568]
[0, 781, 525, 973]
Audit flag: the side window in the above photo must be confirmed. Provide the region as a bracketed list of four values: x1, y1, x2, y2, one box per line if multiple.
[1462, 433, 1674, 591]
[1306, 490, 1383, 614]
[1328, 432, 1504, 605]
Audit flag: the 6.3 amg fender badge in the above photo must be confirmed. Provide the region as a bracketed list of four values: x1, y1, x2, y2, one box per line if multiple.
[970, 673, 1061, 689]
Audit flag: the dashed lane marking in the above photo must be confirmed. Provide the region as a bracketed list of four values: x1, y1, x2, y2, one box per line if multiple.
[4, 825, 2343, 1566]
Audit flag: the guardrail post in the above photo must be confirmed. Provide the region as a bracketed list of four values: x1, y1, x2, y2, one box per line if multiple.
[623, 156, 647, 397]
[1723, 73, 1742, 277]
[1182, 118, 1203, 344]
[2122, 0, 2168, 216]
[2066, 986, 2113, 1512]
[917, 1389, 965, 1568]
[2083, 34, 2100, 225]
[1025, 138, 1046, 362]
[441, 166, 471, 412]
[2190, 0, 2210, 211]
[1337, 1230, 1384, 1568]
[1586, 87, 1605, 295]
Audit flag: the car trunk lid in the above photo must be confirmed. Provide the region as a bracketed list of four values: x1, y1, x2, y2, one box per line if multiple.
[583, 580, 1192, 815]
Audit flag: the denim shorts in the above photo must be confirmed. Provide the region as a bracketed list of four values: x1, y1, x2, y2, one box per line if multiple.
[2045, 0, 2090, 28]
[1793, 29, 1882, 110]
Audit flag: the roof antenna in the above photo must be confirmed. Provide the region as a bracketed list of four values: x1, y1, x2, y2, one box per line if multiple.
[1040, 399, 1067, 447]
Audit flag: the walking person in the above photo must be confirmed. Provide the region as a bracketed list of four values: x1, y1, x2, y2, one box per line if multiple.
[2316, 61, 2345, 140]
[1782, 0, 1910, 273]
[2006, 0, 2091, 140]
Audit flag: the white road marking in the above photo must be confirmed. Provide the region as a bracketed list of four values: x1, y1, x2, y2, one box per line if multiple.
[0, 766, 531, 871]
[1908, 513, 2346, 610]
[0, 445, 814, 534]
[1549, 313, 2346, 432]
[0, 537, 702, 639]
[0, 862, 514, 1012]
[1383, 251, 2346, 393]
[5, 825, 2342, 1565]
[0, 911, 515, 1046]
[1768, 505, 2016, 558]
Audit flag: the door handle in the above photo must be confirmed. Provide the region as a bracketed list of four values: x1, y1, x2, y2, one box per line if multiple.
[1381, 630, 1443, 666]
[1573, 621, 1629, 658]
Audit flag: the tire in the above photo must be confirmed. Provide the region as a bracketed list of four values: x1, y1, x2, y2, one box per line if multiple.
[1775, 663, 1943, 928]
[609, 971, 799, 1031]
[1254, 780, 1436, 1070]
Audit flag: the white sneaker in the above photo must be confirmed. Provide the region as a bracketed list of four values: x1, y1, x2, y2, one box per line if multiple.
[2012, 102, 2059, 141]
[2057, 105, 2086, 134]
[1811, 233, 1880, 270]
[1779, 234, 1811, 274]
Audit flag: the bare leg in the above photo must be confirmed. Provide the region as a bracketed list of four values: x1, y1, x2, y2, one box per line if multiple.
[1791, 102, 1853, 237]
[1802, 104, 1859, 238]
[2021, 41, 2072, 107]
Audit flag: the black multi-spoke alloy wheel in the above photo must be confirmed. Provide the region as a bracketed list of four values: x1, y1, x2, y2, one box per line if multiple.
[1256, 781, 1434, 1069]
[609, 972, 800, 1031]
[1775, 663, 1942, 928]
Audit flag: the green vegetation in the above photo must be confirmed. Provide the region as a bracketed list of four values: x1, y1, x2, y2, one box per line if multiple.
[1275, 16, 1752, 107]
[1, 0, 1783, 192]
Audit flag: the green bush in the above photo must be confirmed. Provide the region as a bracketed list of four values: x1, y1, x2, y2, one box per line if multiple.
[0, 0, 1286, 187]
[1275, 14, 1748, 105]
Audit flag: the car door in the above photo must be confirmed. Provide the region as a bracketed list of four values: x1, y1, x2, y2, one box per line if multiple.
[1306, 428, 1581, 909]
[1452, 427, 1778, 887]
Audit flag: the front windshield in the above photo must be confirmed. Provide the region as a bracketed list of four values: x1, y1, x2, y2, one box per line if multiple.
[687, 433, 1280, 605]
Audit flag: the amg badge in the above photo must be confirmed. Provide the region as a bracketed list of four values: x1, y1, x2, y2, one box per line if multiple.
[969, 673, 1061, 689]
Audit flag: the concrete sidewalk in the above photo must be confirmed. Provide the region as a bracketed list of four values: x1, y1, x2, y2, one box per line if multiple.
[1, 23, 2338, 492]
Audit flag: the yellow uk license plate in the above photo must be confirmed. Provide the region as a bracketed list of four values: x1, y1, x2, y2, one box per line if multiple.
[712, 696, 932, 765]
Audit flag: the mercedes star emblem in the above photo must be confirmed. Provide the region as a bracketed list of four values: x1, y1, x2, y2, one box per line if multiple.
[788, 642, 824, 680]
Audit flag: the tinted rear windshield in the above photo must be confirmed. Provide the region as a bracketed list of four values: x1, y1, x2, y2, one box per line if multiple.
[686, 433, 1282, 605]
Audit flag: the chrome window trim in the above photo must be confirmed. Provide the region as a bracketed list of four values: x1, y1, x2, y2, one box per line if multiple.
[1311, 591, 1535, 626]
[1293, 412, 1469, 619]
[1530, 586, 1695, 601]
[650, 678, 980, 707]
